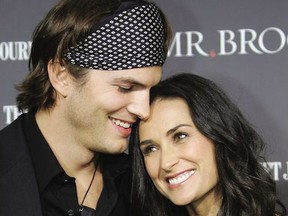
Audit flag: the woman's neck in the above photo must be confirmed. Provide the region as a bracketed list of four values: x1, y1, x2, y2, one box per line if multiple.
[185, 190, 222, 216]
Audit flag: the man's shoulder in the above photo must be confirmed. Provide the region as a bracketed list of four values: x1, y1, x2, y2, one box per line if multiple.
[0, 113, 42, 215]
[101, 153, 131, 178]
[0, 113, 27, 139]
[102, 153, 130, 168]
[0, 113, 29, 177]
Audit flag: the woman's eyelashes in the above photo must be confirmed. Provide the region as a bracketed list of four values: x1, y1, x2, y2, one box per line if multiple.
[141, 144, 158, 156]
[140, 132, 189, 156]
[173, 131, 188, 143]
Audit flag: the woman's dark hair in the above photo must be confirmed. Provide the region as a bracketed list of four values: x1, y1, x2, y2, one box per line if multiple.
[129, 73, 287, 216]
[16, 0, 172, 113]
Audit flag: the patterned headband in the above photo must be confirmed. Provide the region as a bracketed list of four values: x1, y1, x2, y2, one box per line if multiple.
[64, 1, 166, 70]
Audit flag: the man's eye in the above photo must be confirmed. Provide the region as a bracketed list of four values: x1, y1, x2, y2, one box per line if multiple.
[141, 145, 158, 156]
[118, 86, 133, 92]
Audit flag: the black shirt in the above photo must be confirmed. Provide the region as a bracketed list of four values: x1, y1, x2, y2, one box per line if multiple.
[24, 113, 131, 216]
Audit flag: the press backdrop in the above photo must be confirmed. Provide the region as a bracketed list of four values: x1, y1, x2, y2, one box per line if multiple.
[1, 0, 287, 206]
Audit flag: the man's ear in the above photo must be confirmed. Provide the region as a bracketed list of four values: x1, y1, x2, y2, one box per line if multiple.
[47, 60, 70, 98]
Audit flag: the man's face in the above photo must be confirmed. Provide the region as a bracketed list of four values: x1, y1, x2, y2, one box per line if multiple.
[64, 66, 162, 153]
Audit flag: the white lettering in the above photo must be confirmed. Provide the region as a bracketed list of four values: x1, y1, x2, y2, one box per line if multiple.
[185, 31, 208, 56]
[168, 31, 209, 57]
[0, 41, 32, 61]
[258, 27, 286, 54]
[3, 105, 23, 124]
[262, 162, 282, 181]
[167, 32, 183, 57]
[168, 27, 288, 58]
[218, 30, 238, 55]
[283, 161, 288, 180]
[238, 29, 263, 54]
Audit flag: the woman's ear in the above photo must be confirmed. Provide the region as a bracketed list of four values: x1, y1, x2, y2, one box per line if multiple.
[47, 60, 70, 98]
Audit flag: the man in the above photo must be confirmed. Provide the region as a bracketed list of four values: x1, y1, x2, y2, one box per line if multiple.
[0, 0, 171, 215]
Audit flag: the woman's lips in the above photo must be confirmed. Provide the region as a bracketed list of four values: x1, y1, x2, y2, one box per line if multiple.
[167, 170, 195, 186]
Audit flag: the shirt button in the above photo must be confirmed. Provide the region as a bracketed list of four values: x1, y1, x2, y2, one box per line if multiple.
[67, 209, 74, 216]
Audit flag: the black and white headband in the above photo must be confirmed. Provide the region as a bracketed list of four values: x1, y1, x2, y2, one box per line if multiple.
[64, 1, 166, 71]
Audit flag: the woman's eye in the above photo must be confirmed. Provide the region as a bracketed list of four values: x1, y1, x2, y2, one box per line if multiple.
[141, 145, 158, 156]
[173, 132, 188, 142]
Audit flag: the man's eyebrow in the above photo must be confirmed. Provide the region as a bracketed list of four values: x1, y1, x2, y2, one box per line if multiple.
[113, 77, 146, 87]
[166, 124, 192, 136]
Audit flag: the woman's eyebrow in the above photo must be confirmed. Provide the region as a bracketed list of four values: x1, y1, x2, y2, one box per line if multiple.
[166, 124, 192, 136]
[139, 139, 154, 146]
[139, 124, 192, 146]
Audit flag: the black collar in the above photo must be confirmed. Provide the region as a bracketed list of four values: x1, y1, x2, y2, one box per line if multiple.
[23, 112, 130, 194]
[24, 112, 64, 194]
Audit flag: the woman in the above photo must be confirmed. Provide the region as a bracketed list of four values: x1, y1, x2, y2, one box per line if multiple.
[129, 73, 287, 216]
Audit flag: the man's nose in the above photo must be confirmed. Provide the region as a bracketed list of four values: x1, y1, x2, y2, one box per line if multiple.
[127, 91, 150, 120]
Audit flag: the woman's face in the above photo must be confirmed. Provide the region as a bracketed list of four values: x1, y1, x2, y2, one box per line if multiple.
[139, 98, 219, 207]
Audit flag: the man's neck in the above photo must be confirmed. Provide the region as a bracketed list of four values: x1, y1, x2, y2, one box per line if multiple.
[35, 109, 96, 176]
[35, 109, 104, 209]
